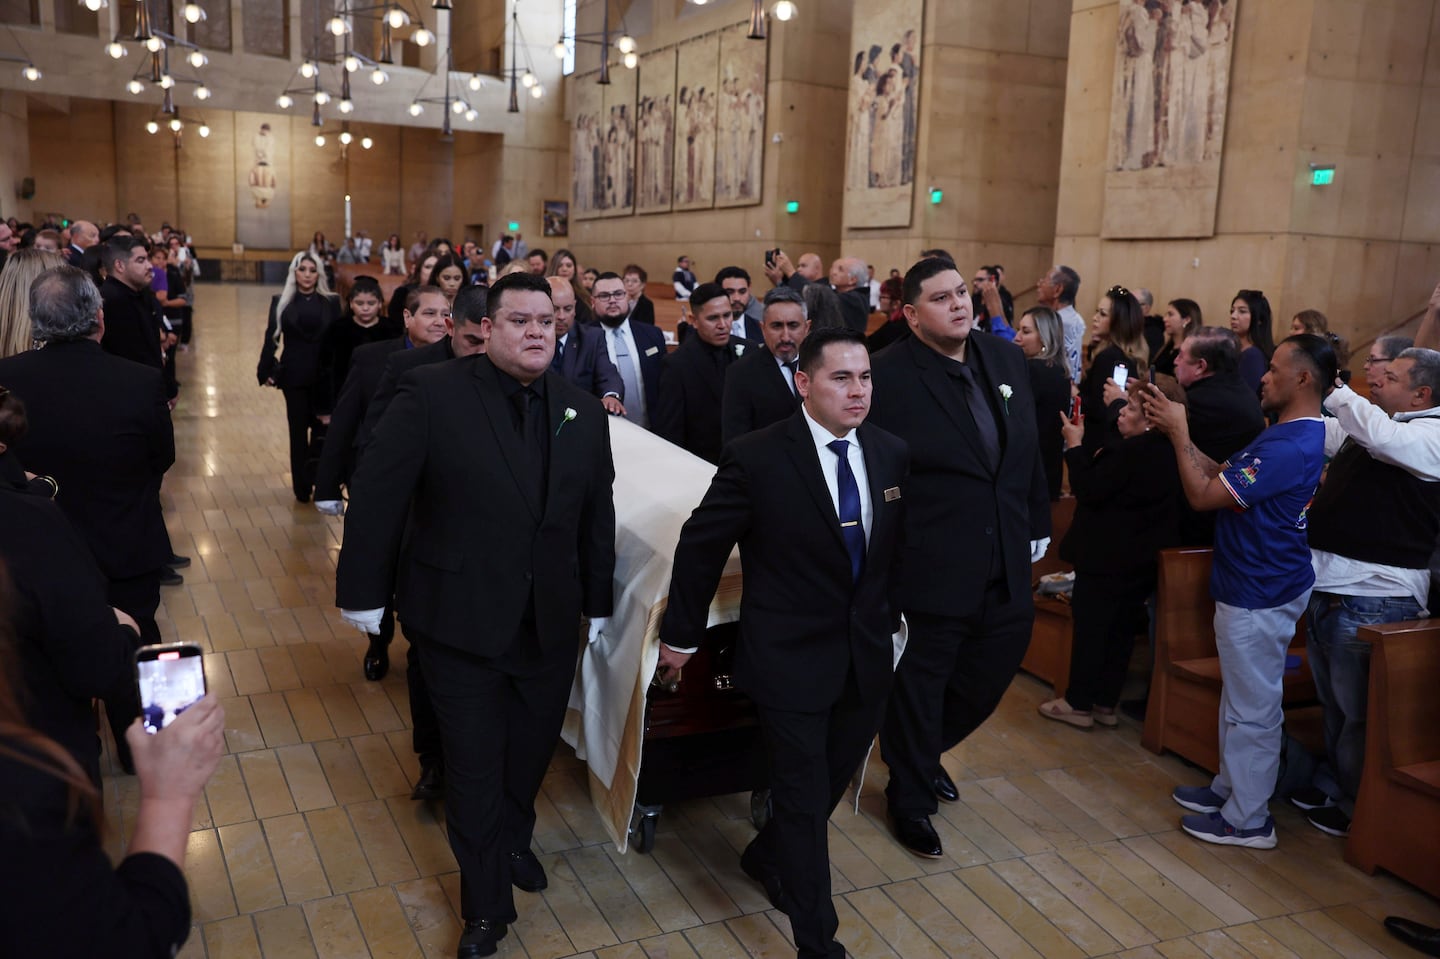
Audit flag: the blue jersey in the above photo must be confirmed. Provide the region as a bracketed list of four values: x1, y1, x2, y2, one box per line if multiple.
[1212, 418, 1326, 609]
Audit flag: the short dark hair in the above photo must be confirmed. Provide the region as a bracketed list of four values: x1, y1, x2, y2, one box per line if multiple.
[488, 270, 552, 315]
[1186, 326, 1240, 376]
[1053, 265, 1080, 305]
[762, 284, 807, 319]
[797, 326, 867, 375]
[623, 264, 647, 282]
[902, 256, 960, 307]
[714, 265, 751, 286]
[918, 248, 954, 265]
[104, 234, 147, 271]
[404, 284, 444, 317]
[452, 285, 488, 326]
[348, 275, 382, 301]
[689, 281, 729, 311]
[1280, 333, 1337, 396]
[595, 271, 623, 285]
[527, 248, 548, 262]
[677, 254, 690, 264]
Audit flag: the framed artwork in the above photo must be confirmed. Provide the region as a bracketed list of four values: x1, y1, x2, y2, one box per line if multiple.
[714, 25, 766, 208]
[570, 75, 604, 220]
[543, 200, 569, 237]
[842, 0, 921, 229]
[598, 64, 638, 217]
[636, 47, 677, 214]
[672, 33, 719, 211]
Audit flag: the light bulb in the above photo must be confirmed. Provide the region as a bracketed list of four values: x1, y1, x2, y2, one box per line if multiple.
[411, 27, 433, 46]
[616, 35, 636, 54]
[624, 51, 637, 69]
[144, 35, 164, 52]
[370, 67, 388, 85]
[360, 136, 373, 149]
[106, 41, 127, 59]
[82, 0, 106, 10]
[343, 54, 360, 72]
[195, 84, 211, 100]
[521, 70, 535, 88]
[772, 0, 796, 20]
[198, 123, 211, 137]
[468, 73, 483, 91]
[315, 90, 332, 104]
[465, 108, 477, 121]
[553, 40, 567, 59]
[327, 15, 348, 35]
[128, 79, 144, 94]
[451, 98, 466, 115]
[385, 7, 408, 28]
[159, 73, 175, 88]
[530, 83, 544, 99]
[338, 98, 354, 114]
[188, 50, 207, 68]
[183, 2, 205, 22]
[169, 117, 183, 132]
[315, 134, 326, 147]
[276, 93, 294, 108]
[339, 130, 353, 145]
[407, 101, 423, 116]
[146, 120, 159, 134]
[300, 60, 316, 78]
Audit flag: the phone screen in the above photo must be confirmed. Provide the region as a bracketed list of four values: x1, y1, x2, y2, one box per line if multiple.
[1112, 364, 1129, 391]
[136, 645, 206, 734]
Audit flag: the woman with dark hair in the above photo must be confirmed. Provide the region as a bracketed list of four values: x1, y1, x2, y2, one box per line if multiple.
[256, 252, 342, 503]
[803, 281, 846, 331]
[1230, 289, 1274, 396]
[1291, 308, 1351, 371]
[429, 252, 469, 302]
[386, 244, 441, 328]
[318, 276, 400, 411]
[1153, 298, 1202, 377]
[1014, 306, 1073, 500]
[1079, 285, 1148, 451]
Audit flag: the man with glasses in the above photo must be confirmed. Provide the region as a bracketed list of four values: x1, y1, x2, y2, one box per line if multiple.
[595, 271, 666, 429]
[1363, 336, 1414, 396]
[546, 277, 625, 414]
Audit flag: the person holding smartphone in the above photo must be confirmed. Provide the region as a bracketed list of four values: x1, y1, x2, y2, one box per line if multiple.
[1078, 285, 1149, 452]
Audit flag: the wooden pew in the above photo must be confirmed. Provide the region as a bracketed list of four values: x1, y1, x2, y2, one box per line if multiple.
[1346, 620, 1440, 897]
[1141, 548, 1318, 772]
[332, 262, 405, 305]
[1022, 497, 1077, 697]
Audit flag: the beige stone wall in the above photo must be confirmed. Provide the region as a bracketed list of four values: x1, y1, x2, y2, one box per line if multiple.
[26, 97, 118, 224]
[1055, 0, 1440, 349]
[0, 92, 33, 223]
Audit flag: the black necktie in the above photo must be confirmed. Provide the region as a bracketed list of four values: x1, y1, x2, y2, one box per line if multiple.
[953, 363, 1000, 472]
[785, 360, 799, 398]
[551, 337, 565, 373]
[828, 439, 866, 582]
[514, 387, 540, 481]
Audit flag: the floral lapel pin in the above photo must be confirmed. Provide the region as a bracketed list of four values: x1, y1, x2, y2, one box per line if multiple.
[556, 407, 577, 436]
[998, 384, 1013, 415]
[733, 343, 746, 358]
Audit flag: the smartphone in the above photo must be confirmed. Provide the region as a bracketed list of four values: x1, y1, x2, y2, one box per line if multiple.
[1112, 364, 1129, 391]
[135, 642, 206, 734]
[1069, 395, 1083, 421]
[765, 248, 780, 267]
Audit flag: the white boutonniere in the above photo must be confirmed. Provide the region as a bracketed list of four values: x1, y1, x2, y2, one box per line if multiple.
[555, 407, 577, 436]
[733, 343, 746, 357]
[998, 383, 1013, 415]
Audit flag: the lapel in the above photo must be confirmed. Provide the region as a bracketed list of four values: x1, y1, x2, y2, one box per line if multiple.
[471, 356, 543, 521]
[908, 335, 990, 469]
[857, 422, 893, 564]
[783, 413, 848, 558]
[760, 349, 798, 407]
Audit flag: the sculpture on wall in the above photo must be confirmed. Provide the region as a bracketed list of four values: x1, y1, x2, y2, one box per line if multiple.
[248, 122, 277, 208]
[843, 0, 922, 230]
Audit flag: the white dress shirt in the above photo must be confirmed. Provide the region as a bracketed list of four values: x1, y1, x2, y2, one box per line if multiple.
[801, 405, 872, 544]
[602, 318, 647, 419]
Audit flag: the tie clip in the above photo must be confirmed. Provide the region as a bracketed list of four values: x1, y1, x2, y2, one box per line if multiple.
[840, 521, 859, 528]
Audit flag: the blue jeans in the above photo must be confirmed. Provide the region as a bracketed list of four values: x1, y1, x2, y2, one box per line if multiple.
[1305, 591, 1424, 816]
[1210, 593, 1310, 830]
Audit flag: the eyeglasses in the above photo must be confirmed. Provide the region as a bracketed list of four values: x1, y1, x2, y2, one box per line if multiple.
[593, 291, 627, 302]
[1364, 355, 1392, 366]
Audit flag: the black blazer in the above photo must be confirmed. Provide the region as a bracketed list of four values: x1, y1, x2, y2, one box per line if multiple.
[0, 340, 174, 579]
[555, 325, 624, 400]
[621, 320, 667, 416]
[868, 333, 1050, 616]
[335, 355, 616, 655]
[358, 336, 456, 451]
[1078, 343, 1132, 452]
[98, 277, 163, 371]
[313, 337, 407, 501]
[721, 345, 799, 447]
[256, 292, 343, 392]
[677, 313, 761, 346]
[662, 413, 908, 712]
[1059, 431, 1180, 575]
[837, 288, 871, 334]
[655, 335, 756, 463]
[1028, 357, 1072, 501]
[628, 294, 655, 326]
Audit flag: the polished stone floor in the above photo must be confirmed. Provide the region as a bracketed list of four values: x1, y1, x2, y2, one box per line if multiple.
[98, 281, 1437, 958]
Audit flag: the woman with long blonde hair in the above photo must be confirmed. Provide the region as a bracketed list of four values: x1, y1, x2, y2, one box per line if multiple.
[0, 248, 66, 357]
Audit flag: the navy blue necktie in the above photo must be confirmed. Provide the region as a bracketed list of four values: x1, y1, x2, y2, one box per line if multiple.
[828, 439, 866, 582]
[551, 336, 565, 373]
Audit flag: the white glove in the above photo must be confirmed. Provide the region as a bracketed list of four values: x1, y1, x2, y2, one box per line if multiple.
[587, 616, 609, 645]
[315, 499, 344, 516]
[1029, 537, 1051, 564]
[341, 607, 385, 635]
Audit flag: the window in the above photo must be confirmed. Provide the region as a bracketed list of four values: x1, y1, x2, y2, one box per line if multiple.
[561, 0, 575, 75]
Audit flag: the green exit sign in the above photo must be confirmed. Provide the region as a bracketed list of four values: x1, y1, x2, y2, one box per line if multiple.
[508, 220, 520, 231]
[1310, 165, 1335, 186]
[785, 200, 800, 214]
[929, 188, 944, 205]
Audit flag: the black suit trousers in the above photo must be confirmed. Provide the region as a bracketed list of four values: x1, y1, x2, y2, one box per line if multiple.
[102, 571, 156, 762]
[1065, 571, 1154, 712]
[281, 387, 322, 500]
[415, 625, 573, 922]
[880, 595, 1033, 816]
[745, 682, 886, 959]
[395, 621, 442, 769]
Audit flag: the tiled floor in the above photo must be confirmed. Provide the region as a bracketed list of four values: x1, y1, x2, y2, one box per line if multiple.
[102, 282, 1438, 958]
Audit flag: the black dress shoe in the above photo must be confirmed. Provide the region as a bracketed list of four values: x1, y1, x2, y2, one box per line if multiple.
[410, 764, 444, 801]
[363, 638, 389, 681]
[1386, 917, 1440, 957]
[889, 813, 944, 859]
[932, 769, 959, 803]
[166, 553, 192, 569]
[159, 567, 184, 587]
[457, 919, 507, 958]
[740, 851, 788, 912]
[509, 849, 547, 892]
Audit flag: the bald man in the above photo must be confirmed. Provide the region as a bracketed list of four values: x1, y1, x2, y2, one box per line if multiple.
[764, 249, 824, 294]
[547, 276, 626, 414]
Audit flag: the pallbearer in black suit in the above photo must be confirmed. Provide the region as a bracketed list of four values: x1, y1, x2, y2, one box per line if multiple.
[661, 327, 908, 959]
[546, 277, 626, 414]
[655, 282, 757, 463]
[335, 272, 615, 959]
[869, 257, 1051, 860]
[721, 285, 809, 446]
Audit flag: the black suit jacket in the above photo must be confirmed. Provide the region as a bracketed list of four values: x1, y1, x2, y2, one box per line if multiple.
[99, 276, 163, 371]
[628, 295, 655, 326]
[655, 335, 756, 463]
[1060, 431, 1180, 575]
[358, 336, 456, 451]
[335, 355, 616, 655]
[600, 320, 667, 427]
[555, 326, 624, 400]
[662, 413, 908, 712]
[256, 293, 343, 394]
[721, 345, 799, 447]
[0, 340, 174, 579]
[868, 333, 1049, 616]
[313, 337, 408, 500]
[837, 288, 871, 334]
[1027, 357, 1072, 501]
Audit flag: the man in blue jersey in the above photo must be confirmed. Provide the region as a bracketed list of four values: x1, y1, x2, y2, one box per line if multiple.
[1141, 334, 1334, 849]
